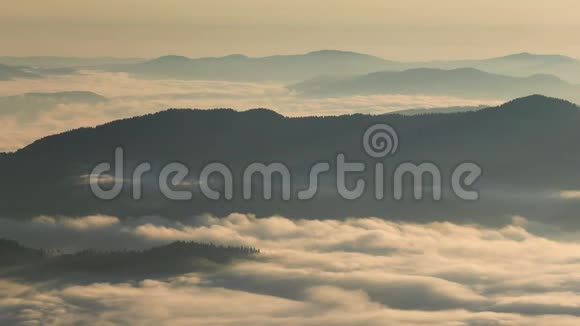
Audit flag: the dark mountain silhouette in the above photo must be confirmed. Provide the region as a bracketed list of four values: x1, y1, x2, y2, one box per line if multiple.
[0, 238, 45, 265]
[290, 68, 580, 102]
[1, 95, 580, 228]
[0, 239, 259, 281]
[0, 64, 41, 80]
[103, 50, 398, 81]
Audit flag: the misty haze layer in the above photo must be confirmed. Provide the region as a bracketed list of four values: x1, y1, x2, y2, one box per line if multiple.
[0, 71, 496, 152]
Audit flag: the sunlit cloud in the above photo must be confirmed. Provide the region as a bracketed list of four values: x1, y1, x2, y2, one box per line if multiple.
[557, 190, 580, 199]
[2, 214, 580, 323]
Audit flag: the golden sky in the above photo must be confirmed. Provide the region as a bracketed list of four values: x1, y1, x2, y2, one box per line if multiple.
[2, 0, 580, 59]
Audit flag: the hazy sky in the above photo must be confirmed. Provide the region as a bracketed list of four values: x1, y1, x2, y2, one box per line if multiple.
[2, 0, 580, 59]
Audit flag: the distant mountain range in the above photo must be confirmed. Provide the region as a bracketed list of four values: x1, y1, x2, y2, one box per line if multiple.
[4, 51, 580, 103]
[2, 95, 580, 228]
[102, 50, 395, 81]
[0, 56, 145, 68]
[0, 63, 76, 80]
[84, 50, 580, 84]
[3, 50, 580, 84]
[290, 67, 580, 102]
[418, 52, 580, 83]
[11, 91, 107, 103]
[0, 64, 41, 80]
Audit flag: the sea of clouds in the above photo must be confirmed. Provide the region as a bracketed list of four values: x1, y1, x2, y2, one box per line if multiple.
[0, 71, 499, 152]
[1, 69, 564, 325]
[2, 213, 580, 325]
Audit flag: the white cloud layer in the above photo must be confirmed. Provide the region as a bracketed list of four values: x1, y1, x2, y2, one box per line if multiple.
[0, 72, 499, 151]
[2, 214, 580, 324]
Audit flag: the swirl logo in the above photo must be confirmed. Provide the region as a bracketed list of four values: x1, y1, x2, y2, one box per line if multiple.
[362, 123, 399, 158]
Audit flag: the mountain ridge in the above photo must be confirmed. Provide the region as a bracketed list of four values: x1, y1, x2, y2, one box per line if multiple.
[4, 94, 574, 156]
[2, 95, 580, 226]
[290, 68, 580, 102]
[91, 50, 580, 83]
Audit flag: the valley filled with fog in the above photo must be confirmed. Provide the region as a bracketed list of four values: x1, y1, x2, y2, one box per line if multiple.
[2, 48, 580, 325]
